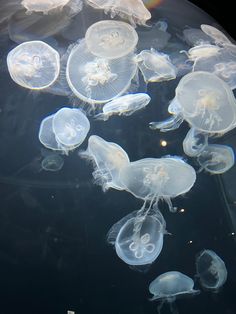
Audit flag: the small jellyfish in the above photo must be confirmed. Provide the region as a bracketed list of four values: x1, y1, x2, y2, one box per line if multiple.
[197, 144, 235, 174]
[85, 0, 151, 26]
[7, 40, 60, 90]
[135, 48, 177, 83]
[39, 114, 62, 151]
[196, 249, 227, 291]
[183, 28, 212, 46]
[119, 157, 196, 212]
[107, 209, 167, 266]
[41, 154, 64, 172]
[80, 135, 130, 191]
[183, 128, 208, 157]
[52, 107, 90, 148]
[85, 20, 138, 59]
[21, 0, 72, 13]
[201, 24, 231, 46]
[185, 44, 221, 62]
[66, 40, 137, 104]
[95, 93, 151, 120]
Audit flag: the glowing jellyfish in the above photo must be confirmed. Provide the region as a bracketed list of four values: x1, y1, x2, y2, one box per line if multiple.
[150, 72, 236, 134]
[119, 157, 196, 212]
[95, 93, 151, 120]
[7, 40, 60, 90]
[196, 249, 227, 291]
[185, 44, 221, 62]
[39, 114, 62, 151]
[135, 48, 177, 83]
[52, 107, 90, 148]
[107, 210, 167, 266]
[183, 128, 208, 157]
[85, 0, 151, 26]
[197, 144, 235, 174]
[41, 154, 64, 172]
[85, 20, 138, 59]
[21, 0, 72, 13]
[66, 40, 137, 104]
[201, 24, 232, 46]
[80, 135, 130, 191]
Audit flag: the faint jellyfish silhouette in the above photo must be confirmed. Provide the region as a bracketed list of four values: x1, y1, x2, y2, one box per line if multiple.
[201, 24, 232, 46]
[52, 107, 90, 148]
[41, 154, 64, 172]
[119, 156, 196, 213]
[149, 271, 199, 314]
[7, 40, 60, 90]
[134, 48, 177, 83]
[196, 249, 227, 291]
[149, 72, 236, 134]
[85, 0, 151, 26]
[66, 40, 137, 104]
[95, 93, 151, 121]
[107, 209, 167, 266]
[183, 128, 208, 157]
[80, 135, 130, 191]
[85, 20, 138, 59]
[197, 144, 235, 174]
[183, 27, 212, 46]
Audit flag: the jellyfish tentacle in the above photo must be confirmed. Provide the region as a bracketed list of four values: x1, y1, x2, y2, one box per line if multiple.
[149, 114, 184, 132]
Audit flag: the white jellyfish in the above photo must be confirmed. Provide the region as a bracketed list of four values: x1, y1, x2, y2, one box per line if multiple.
[183, 128, 208, 157]
[66, 40, 138, 104]
[135, 48, 177, 83]
[184, 44, 221, 62]
[80, 135, 130, 191]
[183, 28, 212, 46]
[119, 156, 196, 213]
[196, 249, 227, 291]
[85, 20, 138, 59]
[39, 114, 62, 151]
[201, 24, 232, 46]
[85, 0, 151, 26]
[197, 144, 235, 174]
[41, 154, 64, 172]
[21, 0, 83, 14]
[7, 40, 60, 90]
[95, 93, 151, 120]
[107, 209, 167, 266]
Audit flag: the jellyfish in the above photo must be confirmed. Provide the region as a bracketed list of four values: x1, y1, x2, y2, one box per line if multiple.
[95, 93, 151, 120]
[135, 48, 177, 83]
[184, 44, 221, 62]
[107, 209, 167, 266]
[52, 107, 90, 149]
[119, 156, 196, 212]
[196, 249, 227, 291]
[39, 114, 62, 151]
[66, 39, 138, 104]
[183, 28, 212, 46]
[149, 72, 236, 135]
[80, 135, 130, 191]
[85, 0, 151, 26]
[149, 271, 199, 313]
[85, 20, 138, 59]
[7, 40, 60, 90]
[21, 0, 83, 14]
[41, 154, 64, 172]
[201, 24, 232, 46]
[183, 128, 208, 157]
[197, 144, 235, 174]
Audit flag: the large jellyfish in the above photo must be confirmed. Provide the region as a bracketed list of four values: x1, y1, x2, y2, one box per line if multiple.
[7, 40, 60, 90]
[107, 209, 167, 266]
[80, 135, 130, 191]
[85, 0, 151, 26]
[66, 40, 138, 104]
[85, 20, 138, 59]
[196, 249, 227, 291]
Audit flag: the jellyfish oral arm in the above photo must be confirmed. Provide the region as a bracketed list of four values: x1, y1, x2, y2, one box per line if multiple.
[149, 114, 184, 132]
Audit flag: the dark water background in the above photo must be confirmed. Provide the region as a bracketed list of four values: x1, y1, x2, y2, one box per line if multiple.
[0, 1, 236, 314]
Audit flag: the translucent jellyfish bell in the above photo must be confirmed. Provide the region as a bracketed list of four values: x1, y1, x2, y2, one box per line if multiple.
[186, 44, 221, 62]
[201, 24, 232, 46]
[80, 135, 130, 191]
[119, 157, 196, 212]
[196, 249, 227, 291]
[7, 40, 60, 90]
[183, 128, 208, 157]
[39, 114, 62, 151]
[107, 210, 166, 266]
[21, 0, 71, 13]
[197, 144, 235, 174]
[41, 154, 64, 172]
[183, 28, 212, 46]
[66, 40, 137, 104]
[85, 20, 138, 59]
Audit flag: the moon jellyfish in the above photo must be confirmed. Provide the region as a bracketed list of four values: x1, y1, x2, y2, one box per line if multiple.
[95, 93, 151, 120]
[135, 48, 177, 83]
[197, 144, 235, 174]
[183, 28, 212, 46]
[150, 72, 236, 134]
[185, 44, 221, 62]
[66, 40, 137, 104]
[85, 20, 138, 59]
[7, 40, 60, 90]
[196, 249, 227, 291]
[41, 154, 64, 172]
[183, 128, 208, 157]
[201, 24, 232, 46]
[119, 157, 196, 212]
[52, 107, 90, 148]
[107, 209, 167, 266]
[85, 0, 151, 26]
[39, 114, 62, 151]
[80, 135, 130, 191]
[21, 0, 72, 13]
